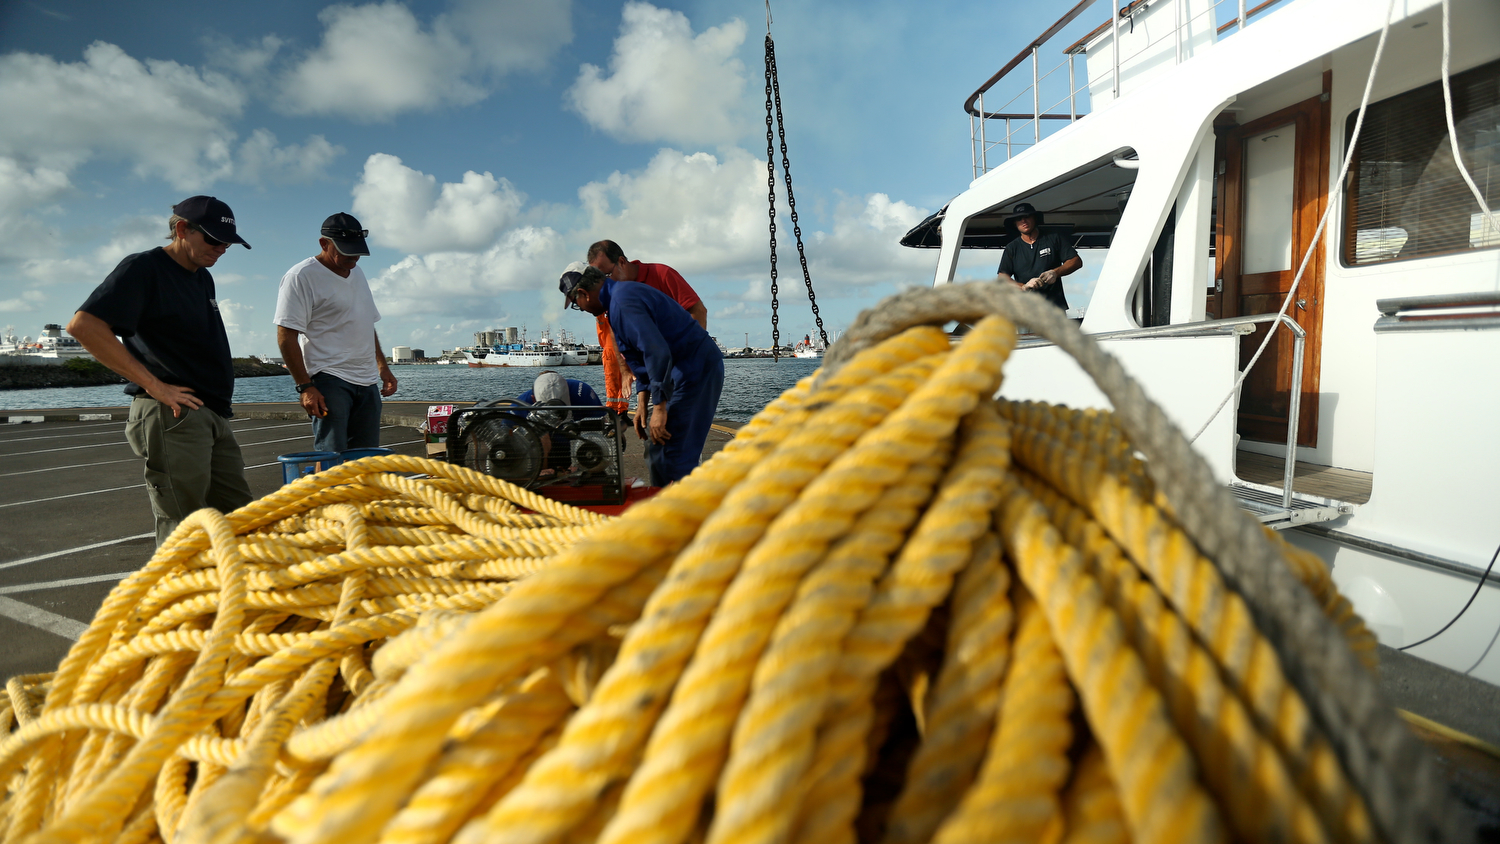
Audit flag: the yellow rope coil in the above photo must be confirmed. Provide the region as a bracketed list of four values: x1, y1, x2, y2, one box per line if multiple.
[1, 304, 1431, 844]
[999, 400, 1377, 844]
[928, 592, 1075, 844]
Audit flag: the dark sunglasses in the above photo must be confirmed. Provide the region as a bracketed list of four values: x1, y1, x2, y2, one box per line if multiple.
[192, 225, 227, 248]
[322, 227, 370, 239]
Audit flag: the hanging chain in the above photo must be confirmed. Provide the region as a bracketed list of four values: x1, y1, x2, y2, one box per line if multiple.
[767, 35, 828, 351]
[764, 33, 781, 361]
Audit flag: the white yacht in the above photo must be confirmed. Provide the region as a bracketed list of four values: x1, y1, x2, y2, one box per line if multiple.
[0, 324, 92, 360]
[909, 0, 1500, 684]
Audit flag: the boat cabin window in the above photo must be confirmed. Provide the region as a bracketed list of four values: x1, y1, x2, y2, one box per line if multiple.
[1343, 56, 1500, 266]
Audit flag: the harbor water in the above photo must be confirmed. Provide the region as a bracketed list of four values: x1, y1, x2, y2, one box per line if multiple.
[0, 358, 822, 423]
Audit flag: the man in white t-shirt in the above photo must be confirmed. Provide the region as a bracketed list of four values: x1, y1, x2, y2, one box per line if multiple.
[274, 212, 397, 452]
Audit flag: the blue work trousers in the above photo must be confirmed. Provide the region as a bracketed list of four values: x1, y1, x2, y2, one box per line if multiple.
[310, 372, 382, 453]
[647, 353, 724, 486]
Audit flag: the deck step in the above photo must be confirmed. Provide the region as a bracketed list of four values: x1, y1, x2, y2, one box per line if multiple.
[1230, 481, 1354, 530]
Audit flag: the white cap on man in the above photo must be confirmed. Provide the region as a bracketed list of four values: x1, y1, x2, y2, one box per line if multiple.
[534, 371, 568, 406]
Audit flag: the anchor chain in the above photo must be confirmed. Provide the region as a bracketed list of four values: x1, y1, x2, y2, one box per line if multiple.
[765, 30, 827, 361]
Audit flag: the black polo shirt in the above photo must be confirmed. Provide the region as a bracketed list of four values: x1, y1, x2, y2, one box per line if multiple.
[79, 247, 236, 417]
[997, 231, 1077, 311]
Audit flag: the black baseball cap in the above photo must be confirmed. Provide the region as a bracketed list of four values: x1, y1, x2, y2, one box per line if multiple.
[320, 212, 370, 257]
[172, 195, 250, 249]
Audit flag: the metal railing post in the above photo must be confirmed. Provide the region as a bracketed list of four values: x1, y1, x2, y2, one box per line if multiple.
[978, 92, 987, 173]
[970, 113, 978, 179]
[1006, 117, 1012, 161]
[1281, 315, 1305, 510]
[1111, 2, 1121, 98]
[1069, 54, 1076, 121]
[1239, 0, 1248, 31]
[1175, 0, 1183, 64]
[1032, 46, 1041, 145]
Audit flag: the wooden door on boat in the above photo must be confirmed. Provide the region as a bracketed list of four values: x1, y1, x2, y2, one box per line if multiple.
[1213, 79, 1331, 447]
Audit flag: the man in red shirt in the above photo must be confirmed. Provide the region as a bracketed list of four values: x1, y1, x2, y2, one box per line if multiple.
[587, 240, 707, 329]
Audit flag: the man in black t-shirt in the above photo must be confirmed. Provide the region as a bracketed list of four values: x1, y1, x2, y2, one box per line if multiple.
[67, 196, 255, 545]
[995, 202, 1082, 311]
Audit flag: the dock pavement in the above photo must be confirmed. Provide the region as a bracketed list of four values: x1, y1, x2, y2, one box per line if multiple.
[0, 401, 737, 680]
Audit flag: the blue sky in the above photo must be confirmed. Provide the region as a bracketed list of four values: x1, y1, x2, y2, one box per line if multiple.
[0, 0, 1086, 356]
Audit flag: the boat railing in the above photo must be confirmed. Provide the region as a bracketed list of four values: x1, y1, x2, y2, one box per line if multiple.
[1017, 311, 1306, 511]
[967, 0, 1290, 178]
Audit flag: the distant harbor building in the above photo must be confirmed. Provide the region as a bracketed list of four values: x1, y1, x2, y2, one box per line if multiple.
[506, 327, 519, 344]
[392, 346, 414, 363]
[410, 349, 425, 361]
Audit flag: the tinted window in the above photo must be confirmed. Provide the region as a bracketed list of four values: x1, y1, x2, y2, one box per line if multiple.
[1343, 57, 1500, 266]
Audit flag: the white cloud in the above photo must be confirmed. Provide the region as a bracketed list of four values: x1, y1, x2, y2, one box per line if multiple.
[577, 147, 935, 299]
[568, 2, 749, 146]
[368, 226, 569, 316]
[0, 41, 342, 200]
[11, 214, 161, 291]
[276, 1, 573, 121]
[438, 0, 573, 77]
[206, 34, 285, 84]
[0, 42, 243, 189]
[352, 153, 527, 253]
[579, 147, 768, 274]
[0, 158, 71, 262]
[277, 3, 480, 120]
[217, 299, 268, 353]
[233, 129, 344, 184]
[805, 193, 935, 292]
[0, 290, 46, 313]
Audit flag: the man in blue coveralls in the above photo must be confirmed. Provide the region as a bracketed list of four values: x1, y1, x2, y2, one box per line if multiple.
[560, 265, 723, 486]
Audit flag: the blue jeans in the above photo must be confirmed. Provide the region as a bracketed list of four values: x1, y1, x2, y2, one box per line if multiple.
[310, 372, 382, 453]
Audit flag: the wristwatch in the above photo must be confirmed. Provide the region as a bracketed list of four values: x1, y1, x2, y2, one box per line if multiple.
[296, 382, 316, 394]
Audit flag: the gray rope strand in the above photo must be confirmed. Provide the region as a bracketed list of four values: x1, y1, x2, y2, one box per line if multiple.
[823, 280, 1462, 844]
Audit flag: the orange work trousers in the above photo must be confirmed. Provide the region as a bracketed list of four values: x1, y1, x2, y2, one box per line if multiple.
[597, 315, 631, 413]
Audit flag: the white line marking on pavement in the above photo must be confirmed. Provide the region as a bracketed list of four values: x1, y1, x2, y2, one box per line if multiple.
[0, 595, 88, 641]
[0, 458, 136, 478]
[0, 571, 133, 595]
[0, 533, 154, 571]
[0, 423, 126, 442]
[1, 440, 130, 456]
[0, 484, 144, 510]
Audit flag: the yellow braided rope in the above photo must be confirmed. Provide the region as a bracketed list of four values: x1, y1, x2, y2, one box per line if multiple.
[1058, 744, 1130, 844]
[791, 398, 1014, 844]
[880, 532, 1013, 844]
[1000, 401, 1375, 844]
[993, 475, 1227, 844]
[460, 333, 955, 844]
[1018, 470, 1329, 844]
[929, 592, 1074, 844]
[1, 307, 1414, 844]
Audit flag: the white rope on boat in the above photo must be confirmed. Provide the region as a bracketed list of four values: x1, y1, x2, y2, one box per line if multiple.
[1440, 0, 1500, 245]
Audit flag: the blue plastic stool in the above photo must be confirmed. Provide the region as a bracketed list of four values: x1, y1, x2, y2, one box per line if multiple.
[277, 451, 341, 485]
[340, 447, 394, 463]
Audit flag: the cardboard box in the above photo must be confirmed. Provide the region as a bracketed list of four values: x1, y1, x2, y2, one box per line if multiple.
[425, 405, 455, 436]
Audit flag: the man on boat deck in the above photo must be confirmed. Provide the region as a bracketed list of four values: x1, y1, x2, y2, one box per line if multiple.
[995, 202, 1082, 311]
[561, 265, 723, 487]
[67, 196, 255, 546]
[274, 212, 398, 454]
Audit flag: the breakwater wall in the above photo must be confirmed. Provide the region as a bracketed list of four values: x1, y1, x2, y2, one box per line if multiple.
[0, 358, 287, 390]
